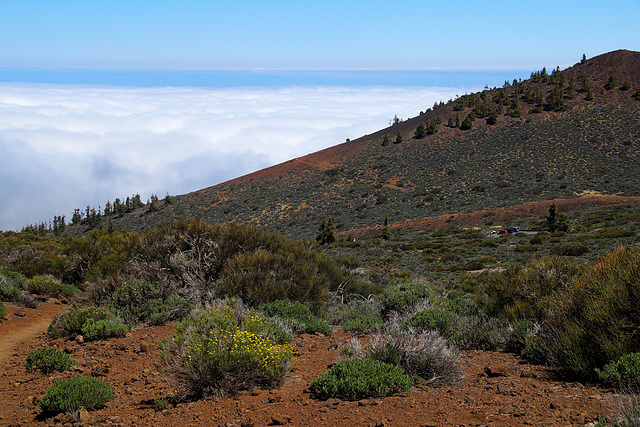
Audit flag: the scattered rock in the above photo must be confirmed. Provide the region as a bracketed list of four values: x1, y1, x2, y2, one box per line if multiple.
[75, 335, 85, 344]
[484, 366, 508, 377]
[13, 309, 26, 318]
[139, 342, 149, 353]
[57, 295, 69, 304]
[78, 407, 91, 422]
[270, 414, 291, 425]
[91, 365, 109, 377]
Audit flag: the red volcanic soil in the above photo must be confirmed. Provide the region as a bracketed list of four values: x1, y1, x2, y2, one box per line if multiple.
[340, 193, 640, 238]
[0, 301, 616, 426]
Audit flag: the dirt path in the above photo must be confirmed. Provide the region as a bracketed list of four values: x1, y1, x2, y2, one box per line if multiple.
[0, 300, 66, 363]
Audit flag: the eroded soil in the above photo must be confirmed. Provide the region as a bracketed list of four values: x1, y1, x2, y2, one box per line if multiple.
[0, 300, 617, 426]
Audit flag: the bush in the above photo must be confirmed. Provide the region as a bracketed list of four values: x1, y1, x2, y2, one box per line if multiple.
[596, 352, 640, 391]
[110, 279, 192, 326]
[39, 377, 113, 414]
[135, 220, 334, 313]
[310, 358, 411, 400]
[551, 244, 590, 256]
[463, 256, 582, 322]
[326, 298, 384, 333]
[402, 308, 454, 337]
[342, 315, 384, 332]
[0, 266, 26, 301]
[48, 305, 122, 339]
[541, 245, 640, 379]
[380, 282, 435, 316]
[25, 348, 76, 374]
[159, 304, 295, 398]
[0, 301, 5, 319]
[259, 300, 332, 336]
[23, 275, 77, 298]
[363, 328, 463, 387]
[81, 318, 130, 340]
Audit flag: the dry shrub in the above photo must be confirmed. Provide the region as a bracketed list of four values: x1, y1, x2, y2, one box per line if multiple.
[348, 322, 463, 387]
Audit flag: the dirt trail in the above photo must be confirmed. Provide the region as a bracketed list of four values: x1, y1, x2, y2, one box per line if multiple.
[0, 300, 66, 363]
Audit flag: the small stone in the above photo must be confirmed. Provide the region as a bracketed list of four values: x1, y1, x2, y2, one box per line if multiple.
[75, 335, 85, 344]
[78, 407, 91, 422]
[270, 414, 291, 425]
[139, 342, 149, 353]
[14, 308, 27, 318]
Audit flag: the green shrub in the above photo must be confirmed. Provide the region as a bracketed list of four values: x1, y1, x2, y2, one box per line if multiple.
[110, 279, 192, 326]
[25, 348, 76, 374]
[463, 256, 582, 322]
[159, 305, 295, 398]
[515, 244, 538, 253]
[596, 352, 640, 391]
[260, 300, 332, 336]
[342, 315, 384, 332]
[542, 245, 640, 379]
[380, 282, 435, 316]
[136, 219, 334, 312]
[23, 275, 77, 298]
[326, 299, 384, 332]
[0, 266, 26, 301]
[81, 318, 130, 340]
[551, 244, 590, 256]
[310, 358, 411, 400]
[48, 305, 121, 339]
[39, 377, 113, 414]
[0, 301, 5, 318]
[402, 308, 454, 337]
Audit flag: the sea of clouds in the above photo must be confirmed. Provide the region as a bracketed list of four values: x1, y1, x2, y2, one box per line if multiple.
[0, 82, 478, 231]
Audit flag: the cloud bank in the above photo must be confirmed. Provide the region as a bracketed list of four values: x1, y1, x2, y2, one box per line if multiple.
[0, 83, 477, 231]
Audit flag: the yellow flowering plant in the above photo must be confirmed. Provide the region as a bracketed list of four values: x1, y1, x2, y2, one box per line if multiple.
[160, 303, 295, 398]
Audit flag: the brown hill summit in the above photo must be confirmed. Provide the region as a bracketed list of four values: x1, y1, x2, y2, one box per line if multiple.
[77, 50, 640, 239]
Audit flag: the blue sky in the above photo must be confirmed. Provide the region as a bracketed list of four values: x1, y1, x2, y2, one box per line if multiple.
[1, 0, 638, 71]
[0, 1, 637, 231]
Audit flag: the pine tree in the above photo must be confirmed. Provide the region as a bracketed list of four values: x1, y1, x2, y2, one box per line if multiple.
[382, 214, 391, 240]
[414, 123, 427, 139]
[382, 134, 390, 146]
[547, 203, 571, 232]
[604, 75, 617, 90]
[394, 131, 403, 144]
[316, 218, 336, 245]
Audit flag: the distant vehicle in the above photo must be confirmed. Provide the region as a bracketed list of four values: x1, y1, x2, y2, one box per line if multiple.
[506, 227, 520, 233]
[498, 229, 508, 234]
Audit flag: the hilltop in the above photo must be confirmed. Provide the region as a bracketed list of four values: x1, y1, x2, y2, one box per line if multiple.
[67, 50, 640, 239]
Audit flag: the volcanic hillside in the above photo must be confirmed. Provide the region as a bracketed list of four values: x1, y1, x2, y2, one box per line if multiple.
[70, 50, 640, 239]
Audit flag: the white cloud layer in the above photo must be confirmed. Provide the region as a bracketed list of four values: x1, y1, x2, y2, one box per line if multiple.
[0, 83, 477, 231]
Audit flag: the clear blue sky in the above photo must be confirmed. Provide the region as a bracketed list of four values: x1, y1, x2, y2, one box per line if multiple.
[1, 0, 638, 71]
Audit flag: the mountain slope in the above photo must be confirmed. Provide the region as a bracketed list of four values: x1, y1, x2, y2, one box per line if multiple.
[76, 50, 640, 239]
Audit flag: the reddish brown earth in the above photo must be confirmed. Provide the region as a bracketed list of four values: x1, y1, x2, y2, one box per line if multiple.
[0, 300, 617, 426]
[340, 194, 640, 237]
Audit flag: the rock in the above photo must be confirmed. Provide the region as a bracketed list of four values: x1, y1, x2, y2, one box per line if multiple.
[57, 295, 69, 304]
[78, 407, 91, 422]
[91, 365, 109, 376]
[13, 308, 26, 318]
[270, 414, 291, 425]
[484, 366, 508, 377]
[358, 399, 370, 406]
[75, 335, 85, 344]
[268, 394, 282, 403]
[139, 342, 149, 353]
[496, 383, 510, 393]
